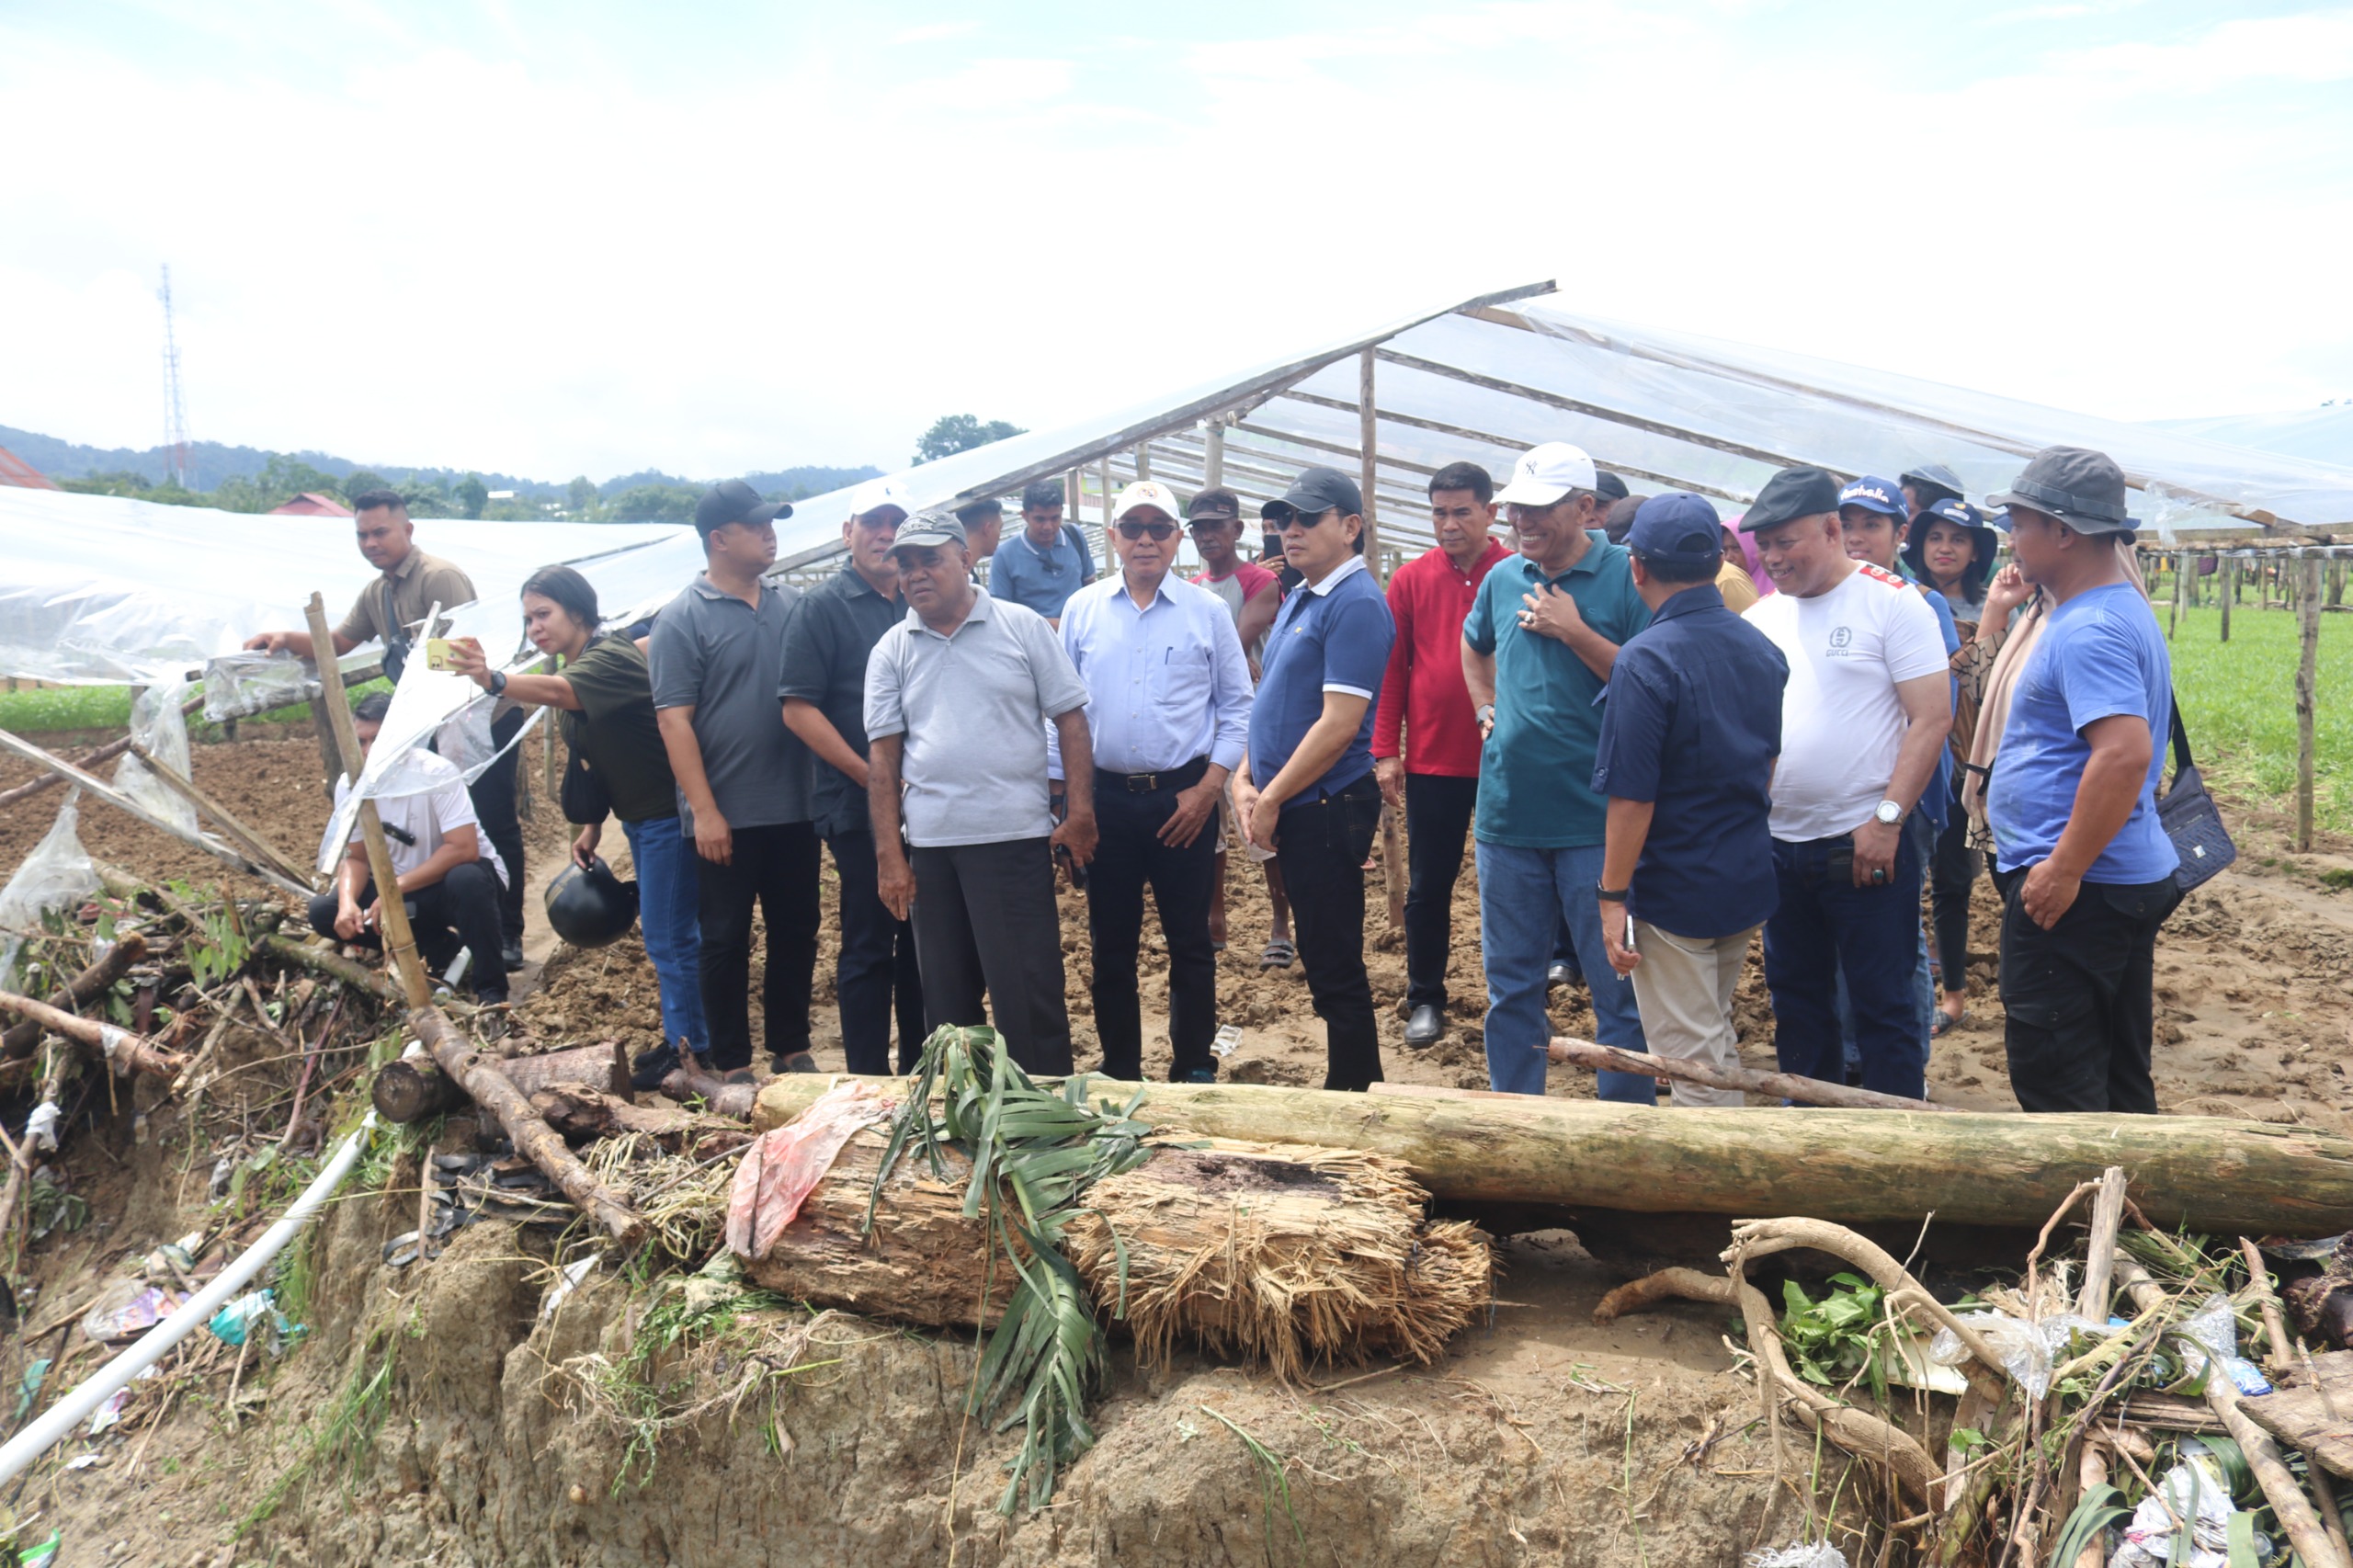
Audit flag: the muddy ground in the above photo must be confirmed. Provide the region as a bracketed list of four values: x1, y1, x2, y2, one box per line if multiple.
[5, 722, 2352, 1565]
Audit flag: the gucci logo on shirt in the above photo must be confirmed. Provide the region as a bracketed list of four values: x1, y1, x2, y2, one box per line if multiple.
[1826, 625, 1855, 654]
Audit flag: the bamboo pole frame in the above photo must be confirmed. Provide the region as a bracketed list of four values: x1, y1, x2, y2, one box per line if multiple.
[1203, 420, 1225, 489]
[303, 594, 434, 1011]
[2298, 555, 2323, 852]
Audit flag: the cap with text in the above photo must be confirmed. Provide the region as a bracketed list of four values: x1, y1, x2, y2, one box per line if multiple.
[1836, 475, 1906, 518]
[1112, 480, 1184, 524]
[1493, 442, 1600, 508]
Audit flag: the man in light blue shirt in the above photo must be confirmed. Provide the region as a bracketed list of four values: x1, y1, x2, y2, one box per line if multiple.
[1053, 482, 1253, 1082]
[991, 478, 1097, 622]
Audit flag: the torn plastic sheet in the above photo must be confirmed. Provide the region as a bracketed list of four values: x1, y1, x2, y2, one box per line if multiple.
[111, 677, 198, 837]
[313, 598, 548, 875]
[0, 792, 102, 989]
[200, 646, 383, 723]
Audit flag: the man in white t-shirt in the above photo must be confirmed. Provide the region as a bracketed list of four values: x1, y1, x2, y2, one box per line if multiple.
[310, 692, 513, 1006]
[1740, 467, 1951, 1098]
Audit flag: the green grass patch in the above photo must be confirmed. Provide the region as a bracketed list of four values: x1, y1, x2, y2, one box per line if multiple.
[2165, 605, 2353, 831]
[0, 678, 392, 739]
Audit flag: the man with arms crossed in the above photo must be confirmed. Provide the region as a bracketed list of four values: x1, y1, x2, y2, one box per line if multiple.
[650, 481, 823, 1077]
[779, 477, 926, 1076]
[1233, 468, 1395, 1092]
[1055, 482, 1253, 1083]
[1374, 460, 1509, 1049]
[1984, 447, 2178, 1113]
[1461, 443, 1654, 1100]
[1586, 496, 1787, 1104]
[1187, 487, 1292, 966]
[866, 514, 1097, 1075]
[1741, 467, 1950, 1099]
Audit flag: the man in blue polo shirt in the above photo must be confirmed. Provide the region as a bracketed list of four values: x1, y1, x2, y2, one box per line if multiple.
[1462, 442, 1654, 1098]
[990, 479, 1097, 623]
[1232, 467, 1395, 1092]
[1584, 494, 1789, 1106]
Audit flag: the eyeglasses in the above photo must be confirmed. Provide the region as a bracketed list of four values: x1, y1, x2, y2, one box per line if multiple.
[1117, 519, 1176, 540]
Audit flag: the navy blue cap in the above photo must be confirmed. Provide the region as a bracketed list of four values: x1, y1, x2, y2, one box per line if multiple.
[1837, 475, 1906, 518]
[1740, 467, 1843, 534]
[1921, 496, 1999, 536]
[1626, 493, 1723, 564]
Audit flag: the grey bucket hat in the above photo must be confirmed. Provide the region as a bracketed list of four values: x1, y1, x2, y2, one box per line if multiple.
[1987, 446, 2132, 536]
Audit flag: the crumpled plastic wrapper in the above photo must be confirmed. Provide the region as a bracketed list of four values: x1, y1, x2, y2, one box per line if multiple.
[724, 1080, 887, 1263]
[1745, 1544, 1849, 1568]
[111, 677, 198, 836]
[2108, 1449, 2264, 1568]
[1927, 1309, 2102, 1401]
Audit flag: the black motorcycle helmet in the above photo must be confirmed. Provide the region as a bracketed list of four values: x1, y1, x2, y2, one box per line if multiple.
[543, 856, 638, 949]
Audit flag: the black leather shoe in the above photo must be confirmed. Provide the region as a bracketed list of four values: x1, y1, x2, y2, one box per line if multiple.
[630, 1044, 681, 1092]
[1546, 960, 1575, 990]
[1404, 1004, 1444, 1049]
[502, 940, 527, 972]
[775, 1051, 821, 1074]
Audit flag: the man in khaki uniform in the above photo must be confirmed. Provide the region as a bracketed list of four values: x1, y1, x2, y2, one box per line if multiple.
[245, 487, 527, 970]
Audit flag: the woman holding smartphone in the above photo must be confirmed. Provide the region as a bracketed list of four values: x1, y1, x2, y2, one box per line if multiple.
[451, 565, 706, 1085]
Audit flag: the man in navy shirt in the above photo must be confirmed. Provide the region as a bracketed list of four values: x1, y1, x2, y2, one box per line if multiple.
[990, 479, 1097, 623]
[1985, 447, 2179, 1113]
[1586, 495, 1789, 1105]
[1232, 467, 1396, 1091]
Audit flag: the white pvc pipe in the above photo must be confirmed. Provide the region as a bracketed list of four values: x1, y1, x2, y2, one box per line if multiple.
[0, 1111, 378, 1486]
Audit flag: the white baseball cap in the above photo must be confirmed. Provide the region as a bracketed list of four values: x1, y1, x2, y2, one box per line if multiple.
[1493, 442, 1600, 508]
[847, 476, 914, 521]
[1111, 480, 1183, 524]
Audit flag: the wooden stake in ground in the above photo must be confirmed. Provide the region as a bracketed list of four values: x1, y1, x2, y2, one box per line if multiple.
[2075, 1165, 2129, 1321]
[303, 592, 432, 1012]
[1545, 1036, 1955, 1111]
[407, 1007, 644, 1244]
[2220, 554, 2235, 642]
[2299, 553, 2323, 852]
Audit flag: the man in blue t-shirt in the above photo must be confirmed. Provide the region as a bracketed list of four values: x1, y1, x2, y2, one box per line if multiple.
[1985, 447, 2179, 1114]
[990, 478, 1097, 623]
[1461, 442, 1654, 1098]
[1233, 466, 1395, 1091]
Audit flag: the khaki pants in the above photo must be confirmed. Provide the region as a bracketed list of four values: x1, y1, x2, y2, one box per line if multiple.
[1628, 921, 1760, 1108]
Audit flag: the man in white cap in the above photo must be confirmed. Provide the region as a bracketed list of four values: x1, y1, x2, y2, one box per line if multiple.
[1053, 481, 1254, 1083]
[779, 476, 926, 1075]
[1461, 442, 1655, 1099]
[865, 511, 1097, 1076]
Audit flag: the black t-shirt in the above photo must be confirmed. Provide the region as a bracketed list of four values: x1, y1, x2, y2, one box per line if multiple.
[778, 564, 908, 840]
[559, 636, 677, 824]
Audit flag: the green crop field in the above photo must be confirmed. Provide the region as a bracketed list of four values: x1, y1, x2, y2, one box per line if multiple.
[0, 680, 391, 742]
[2165, 605, 2353, 831]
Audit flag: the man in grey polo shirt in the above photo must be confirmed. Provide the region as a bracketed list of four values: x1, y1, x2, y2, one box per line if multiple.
[650, 480, 823, 1076]
[864, 513, 1096, 1075]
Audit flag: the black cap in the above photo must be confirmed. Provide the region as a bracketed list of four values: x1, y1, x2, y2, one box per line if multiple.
[1594, 470, 1631, 503]
[1739, 467, 1843, 534]
[695, 479, 790, 537]
[1626, 493, 1724, 564]
[1186, 487, 1241, 522]
[1260, 466, 1363, 523]
[1987, 446, 2131, 536]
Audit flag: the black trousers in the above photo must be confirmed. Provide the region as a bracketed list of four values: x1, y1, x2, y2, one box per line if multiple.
[1088, 762, 1220, 1081]
[698, 821, 822, 1071]
[1402, 773, 1478, 1011]
[1929, 807, 1978, 993]
[1273, 776, 1384, 1092]
[1995, 867, 2179, 1114]
[308, 862, 507, 1002]
[909, 836, 1074, 1077]
[465, 707, 528, 948]
[827, 830, 925, 1076]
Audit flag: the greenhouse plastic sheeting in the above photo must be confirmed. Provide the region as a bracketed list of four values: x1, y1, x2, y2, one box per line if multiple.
[0, 486, 687, 685]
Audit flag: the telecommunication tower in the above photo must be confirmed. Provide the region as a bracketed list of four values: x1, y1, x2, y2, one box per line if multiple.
[158, 264, 190, 488]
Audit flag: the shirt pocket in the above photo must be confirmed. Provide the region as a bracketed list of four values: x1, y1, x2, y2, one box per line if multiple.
[1148, 643, 1213, 710]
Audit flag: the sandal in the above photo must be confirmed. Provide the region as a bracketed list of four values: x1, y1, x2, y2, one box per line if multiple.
[1931, 1005, 1967, 1040]
[1258, 937, 1296, 971]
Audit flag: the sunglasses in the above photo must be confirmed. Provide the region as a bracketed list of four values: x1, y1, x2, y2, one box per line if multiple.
[1275, 508, 1333, 530]
[1117, 519, 1177, 540]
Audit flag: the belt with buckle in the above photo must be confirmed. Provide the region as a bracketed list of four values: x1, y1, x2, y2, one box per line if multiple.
[1098, 756, 1211, 793]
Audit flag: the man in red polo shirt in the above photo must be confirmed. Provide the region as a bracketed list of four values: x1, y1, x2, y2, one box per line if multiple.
[1374, 460, 1511, 1048]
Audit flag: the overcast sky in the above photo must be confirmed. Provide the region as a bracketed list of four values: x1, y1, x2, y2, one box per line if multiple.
[4, 1, 2349, 483]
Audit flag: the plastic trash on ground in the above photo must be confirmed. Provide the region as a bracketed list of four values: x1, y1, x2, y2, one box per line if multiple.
[23, 1102, 60, 1154]
[1927, 1309, 2101, 1401]
[2175, 1291, 2272, 1395]
[208, 1287, 303, 1352]
[540, 1256, 597, 1321]
[12, 1528, 61, 1566]
[2108, 1450, 2264, 1568]
[80, 1281, 182, 1344]
[111, 677, 198, 836]
[724, 1079, 886, 1263]
[1745, 1544, 1849, 1568]
[0, 792, 102, 988]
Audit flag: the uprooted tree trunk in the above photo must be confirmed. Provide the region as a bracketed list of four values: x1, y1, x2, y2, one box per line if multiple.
[407, 1007, 644, 1245]
[0, 931, 146, 1063]
[372, 1040, 629, 1124]
[749, 1074, 2353, 1236]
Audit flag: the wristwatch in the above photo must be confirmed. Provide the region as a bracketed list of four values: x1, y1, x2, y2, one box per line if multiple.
[1595, 884, 1629, 903]
[488, 670, 508, 698]
[1873, 799, 1903, 825]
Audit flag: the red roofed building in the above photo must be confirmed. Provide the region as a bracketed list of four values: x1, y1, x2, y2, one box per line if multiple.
[269, 491, 354, 517]
[0, 448, 59, 489]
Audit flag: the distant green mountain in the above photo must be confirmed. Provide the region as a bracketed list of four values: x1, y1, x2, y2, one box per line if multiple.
[0, 424, 880, 504]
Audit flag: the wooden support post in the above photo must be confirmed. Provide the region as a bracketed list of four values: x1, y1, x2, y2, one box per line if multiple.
[1134, 442, 1151, 482]
[2220, 555, 2234, 642]
[2334, 559, 2347, 608]
[304, 593, 434, 1011]
[1204, 420, 1225, 489]
[2298, 554, 2323, 852]
[1098, 458, 1113, 561]
[1064, 469, 1079, 531]
[2168, 549, 2186, 640]
[1358, 348, 1382, 578]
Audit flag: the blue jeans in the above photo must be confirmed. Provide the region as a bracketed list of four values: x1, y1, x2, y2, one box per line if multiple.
[1475, 840, 1650, 1100]
[622, 815, 707, 1057]
[1766, 830, 1927, 1099]
[1836, 813, 1937, 1079]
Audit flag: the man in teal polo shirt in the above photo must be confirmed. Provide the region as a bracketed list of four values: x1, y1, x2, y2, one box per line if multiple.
[1462, 442, 1654, 1098]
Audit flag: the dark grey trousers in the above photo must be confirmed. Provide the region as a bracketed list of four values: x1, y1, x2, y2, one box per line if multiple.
[908, 835, 1073, 1076]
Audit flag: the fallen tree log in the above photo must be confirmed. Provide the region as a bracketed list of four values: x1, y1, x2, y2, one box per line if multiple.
[408, 1008, 644, 1245]
[1546, 1036, 1955, 1112]
[659, 1061, 758, 1118]
[749, 1075, 2353, 1236]
[372, 1040, 628, 1124]
[370, 1048, 469, 1124]
[0, 931, 146, 1062]
[0, 990, 185, 1079]
[527, 1085, 748, 1157]
[261, 935, 399, 1003]
[498, 1041, 627, 1099]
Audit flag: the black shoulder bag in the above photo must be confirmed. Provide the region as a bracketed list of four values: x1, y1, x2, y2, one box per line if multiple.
[2158, 699, 2235, 892]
